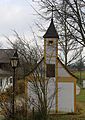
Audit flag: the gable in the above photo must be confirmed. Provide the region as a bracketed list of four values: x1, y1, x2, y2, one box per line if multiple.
[26, 57, 77, 81]
[0, 49, 15, 63]
[58, 58, 77, 80]
[58, 61, 71, 77]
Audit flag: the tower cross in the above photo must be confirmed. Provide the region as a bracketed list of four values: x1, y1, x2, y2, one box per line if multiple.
[48, 5, 56, 19]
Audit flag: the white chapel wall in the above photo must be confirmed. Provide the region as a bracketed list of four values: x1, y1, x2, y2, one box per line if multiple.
[58, 82, 74, 112]
[46, 38, 56, 62]
[46, 57, 56, 64]
[0, 76, 13, 92]
[27, 81, 38, 110]
[47, 78, 56, 111]
[58, 62, 70, 77]
[27, 78, 56, 112]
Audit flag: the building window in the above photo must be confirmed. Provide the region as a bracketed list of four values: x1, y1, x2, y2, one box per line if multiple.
[46, 64, 55, 77]
[48, 40, 53, 46]
[0, 79, 2, 87]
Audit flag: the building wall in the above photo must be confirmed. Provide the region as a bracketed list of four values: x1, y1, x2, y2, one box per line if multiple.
[27, 81, 38, 110]
[27, 79, 75, 112]
[0, 76, 12, 92]
[46, 38, 56, 59]
[58, 82, 74, 112]
[58, 62, 70, 77]
[47, 78, 56, 111]
[27, 78, 56, 111]
[27, 33, 76, 112]
[47, 80, 75, 112]
[27, 58, 76, 112]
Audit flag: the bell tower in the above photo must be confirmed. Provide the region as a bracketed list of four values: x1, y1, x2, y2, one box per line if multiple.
[43, 18, 59, 77]
[43, 18, 59, 112]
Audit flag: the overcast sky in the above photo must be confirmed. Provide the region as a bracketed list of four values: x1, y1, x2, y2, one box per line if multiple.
[0, 0, 40, 48]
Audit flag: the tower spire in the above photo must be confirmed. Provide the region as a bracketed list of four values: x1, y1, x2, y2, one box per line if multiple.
[43, 5, 59, 38]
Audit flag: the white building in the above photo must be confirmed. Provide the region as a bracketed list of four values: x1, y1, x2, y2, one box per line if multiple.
[26, 18, 77, 113]
[0, 70, 13, 92]
[0, 49, 14, 92]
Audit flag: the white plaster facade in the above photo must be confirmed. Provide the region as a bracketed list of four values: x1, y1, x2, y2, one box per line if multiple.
[27, 59, 76, 112]
[0, 76, 13, 92]
[58, 82, 74, 112]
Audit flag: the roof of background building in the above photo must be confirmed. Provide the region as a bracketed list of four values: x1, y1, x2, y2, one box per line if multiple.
[0, 49, 15, 63]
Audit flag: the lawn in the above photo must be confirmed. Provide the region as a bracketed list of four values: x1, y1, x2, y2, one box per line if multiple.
[0, 115, 4, 120]
[77, 88, 85, 102]
[50, 114, 85, 120]
[73, 71, 85, 80]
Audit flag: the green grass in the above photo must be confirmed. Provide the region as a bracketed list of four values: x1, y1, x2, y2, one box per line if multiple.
[77, 88, 85, 102]
[73, 71, 85, 79]
[0, 115, 4, 120]
[50, 114, 85, 120]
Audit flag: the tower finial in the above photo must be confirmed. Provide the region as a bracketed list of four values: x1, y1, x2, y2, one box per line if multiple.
[49, 5, 56, 20]
[52, 5, 54, 20]
[43, 5, 59, 38]
[47, 5, 56, 20]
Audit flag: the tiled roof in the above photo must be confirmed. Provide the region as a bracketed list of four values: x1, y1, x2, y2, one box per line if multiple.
[0, 49, 15, 63]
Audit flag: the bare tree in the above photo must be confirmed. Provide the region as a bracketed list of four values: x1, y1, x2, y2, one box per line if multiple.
[0, 79, 26, 120]
[31, 0, 85, 66]
[38, 0, 85, 45]
[5, 31, 43, 79]
[56, 0, 83, 66]
[64, 0, 85, 46]
[26, 58, 56, 120]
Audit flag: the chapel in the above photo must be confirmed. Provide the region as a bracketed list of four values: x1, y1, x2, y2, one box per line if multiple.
[26, 17, 77, 113]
